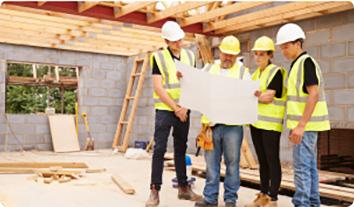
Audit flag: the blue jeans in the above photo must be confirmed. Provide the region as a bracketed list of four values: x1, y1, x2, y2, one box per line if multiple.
[292, 131, 321, 207]
[203, 125, 243, 205]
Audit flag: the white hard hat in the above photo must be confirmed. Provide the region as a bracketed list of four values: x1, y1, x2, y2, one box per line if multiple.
[276, 23, 306, 45]
[161, 21, 185, 42]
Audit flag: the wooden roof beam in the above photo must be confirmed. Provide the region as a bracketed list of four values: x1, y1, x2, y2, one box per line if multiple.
[147, 1, 210, 24]
[78, 2, 99, 13]
[204, 2, 321, 33]
[217, 1, 353, 34]
[181, 2, 271, 27]
[37, 2, 46, 7]
[114, 2, 155, 18]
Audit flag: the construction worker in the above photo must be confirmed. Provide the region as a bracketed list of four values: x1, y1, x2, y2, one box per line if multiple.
[145, 21, 201, 207]
[195, 35, 250, 207]
[276, 23, 330, 207]
[245, 36, 287, 207]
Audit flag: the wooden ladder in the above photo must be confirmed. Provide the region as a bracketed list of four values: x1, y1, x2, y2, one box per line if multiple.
[112, 54, 149, 152]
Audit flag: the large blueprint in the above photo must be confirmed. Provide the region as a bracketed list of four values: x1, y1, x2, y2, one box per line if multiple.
[176, 61, 259, 125]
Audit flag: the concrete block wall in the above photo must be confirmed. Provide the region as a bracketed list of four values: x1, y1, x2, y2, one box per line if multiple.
[0, 44, 129, 151]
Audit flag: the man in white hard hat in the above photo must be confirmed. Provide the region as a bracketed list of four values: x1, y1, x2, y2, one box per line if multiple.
[276, 23, 330, 207]
[146, 21, 201, 207]
[194, 35, 250, 207]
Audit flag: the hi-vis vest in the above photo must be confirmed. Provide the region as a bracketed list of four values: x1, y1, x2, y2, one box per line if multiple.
[151, 48, 195, 111]
[201, 62, 249, 125]
[287, 54, 330, 131]
[251, 64, 287, 132]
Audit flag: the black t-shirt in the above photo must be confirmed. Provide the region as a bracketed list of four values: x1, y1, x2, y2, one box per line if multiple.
[289, 52, 319, 94]
[152, 47, 181, 75]
[267, 69, 283, 98]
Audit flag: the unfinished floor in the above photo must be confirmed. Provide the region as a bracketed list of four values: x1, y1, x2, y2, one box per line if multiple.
[0, 150, 330, 207]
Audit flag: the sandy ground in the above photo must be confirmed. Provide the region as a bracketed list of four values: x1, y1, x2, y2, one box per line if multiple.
[0, 150, 329, 207]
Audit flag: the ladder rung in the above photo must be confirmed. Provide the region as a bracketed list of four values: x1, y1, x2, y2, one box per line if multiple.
[126, 96, 135, 100]
[120, 121, 128, 124]
[132, 73, 142, 77]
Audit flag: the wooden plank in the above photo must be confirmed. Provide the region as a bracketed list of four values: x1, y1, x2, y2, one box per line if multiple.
[181, 2, 271, 27]
[0, 168, 35, 174]
[114, 2, 154, 18]
[48, 115, 80, 153]
[195, 34, 214, 64]
[0, 162, 88, 168]
[0, 167, 103, 175]
[85, 168, 106, 173]
[218, 2, 353, 34]
[147, 1, 210, 24]
[111, 174, 135, 195]
[239, 151, 249, 169]
[37, 2, 46, 6]
[78, 2, 99, 13]
[241, 137, 258, 169]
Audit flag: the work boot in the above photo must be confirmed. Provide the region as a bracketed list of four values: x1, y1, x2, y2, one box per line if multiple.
[194, 199, 217, 207]
[178, 185, 202, 201]
[225, 202, 236, 207]
[145, 188, 159, 207]
[264, 201, 277, 207]
[244, 193, 271, 207]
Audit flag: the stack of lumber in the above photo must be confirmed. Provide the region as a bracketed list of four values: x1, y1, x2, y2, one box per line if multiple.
[191, 160, 354, 203]
[320, 154, 354, 172]
[0, 162, 105, 184]
[165, 152, 354, 202]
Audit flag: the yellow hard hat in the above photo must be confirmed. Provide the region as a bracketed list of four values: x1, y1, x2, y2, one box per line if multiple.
[252, 36, 275, 51]
[219, 35, 240, 55]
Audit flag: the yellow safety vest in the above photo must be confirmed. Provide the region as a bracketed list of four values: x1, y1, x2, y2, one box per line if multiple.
[151, 48, 195, 111]
[251, 64, 287, 132]
[200, 62, 250, 125]
[286, 54, 330, 131]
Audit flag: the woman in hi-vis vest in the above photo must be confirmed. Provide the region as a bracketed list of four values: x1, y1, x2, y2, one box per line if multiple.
[245, 36, 287, 207]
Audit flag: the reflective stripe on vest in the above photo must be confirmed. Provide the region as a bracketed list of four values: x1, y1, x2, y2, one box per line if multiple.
[156, 51, 181, 89]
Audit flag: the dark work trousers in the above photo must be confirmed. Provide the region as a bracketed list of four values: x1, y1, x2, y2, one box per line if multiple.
[250, 125, 282, 201]
[150, 109, 190, 190]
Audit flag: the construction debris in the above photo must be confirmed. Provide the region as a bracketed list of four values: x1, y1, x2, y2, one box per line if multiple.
[0, 162, 105, 185]
[111, 174, 135, 195]
[0, 162, 89, 168]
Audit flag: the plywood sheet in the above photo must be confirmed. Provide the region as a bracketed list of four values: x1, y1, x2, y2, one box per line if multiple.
[48, 115, 80, 152]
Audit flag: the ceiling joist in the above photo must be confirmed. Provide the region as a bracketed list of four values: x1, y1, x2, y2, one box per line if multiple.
[114, 2, 154, 18]
[0, 1, 353, 56]
[147, 1, 210, 24]
[78, 2, 99, 13]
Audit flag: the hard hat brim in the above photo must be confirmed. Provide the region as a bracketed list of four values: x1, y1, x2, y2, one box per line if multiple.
[161, 30, 185, 42]
[275, 39, 291, 46]
[251, 47, 275, 51]
[275, 37, 306, 46]
[219, 47, 240, 55]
